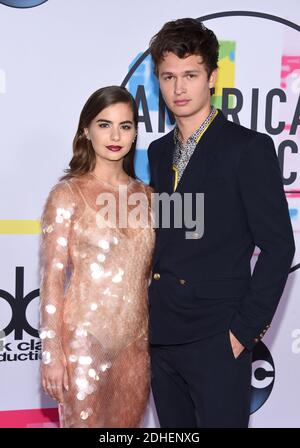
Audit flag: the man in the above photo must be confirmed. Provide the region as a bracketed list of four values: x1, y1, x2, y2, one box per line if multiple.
[147, 18, 295, 428]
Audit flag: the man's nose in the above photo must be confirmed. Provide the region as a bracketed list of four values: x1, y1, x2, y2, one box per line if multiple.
[174, 77, 187, 95]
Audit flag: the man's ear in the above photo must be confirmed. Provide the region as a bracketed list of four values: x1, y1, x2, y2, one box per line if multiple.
[209, 68, 218, 89]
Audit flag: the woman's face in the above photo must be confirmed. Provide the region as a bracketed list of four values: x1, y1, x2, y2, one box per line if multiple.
[84, 102, 136, 163]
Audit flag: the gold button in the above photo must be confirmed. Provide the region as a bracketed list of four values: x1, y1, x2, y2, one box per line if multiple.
[179, 279, 186, 285]
[259, 333, 264, 338]
[153, 273, 160, 280]
[254, 338, 259, 343]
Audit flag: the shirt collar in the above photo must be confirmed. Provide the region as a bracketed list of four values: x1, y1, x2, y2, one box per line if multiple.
[173, 106, 217, 146]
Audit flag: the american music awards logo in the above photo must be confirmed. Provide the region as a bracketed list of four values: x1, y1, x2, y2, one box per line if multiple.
[122, 11, 300, 234]
[0, 0, 47, 7]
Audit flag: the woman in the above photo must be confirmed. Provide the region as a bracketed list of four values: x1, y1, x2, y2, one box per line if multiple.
[39, 86, 154, 427]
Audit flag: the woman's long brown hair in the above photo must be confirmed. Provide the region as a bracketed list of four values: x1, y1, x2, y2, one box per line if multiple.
[61, 86, 138, 181]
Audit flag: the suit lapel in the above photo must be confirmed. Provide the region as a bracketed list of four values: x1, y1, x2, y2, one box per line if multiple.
[153, 111, 227, 266]
[176, 110, 227, 193]
[156, 130, 175, 194]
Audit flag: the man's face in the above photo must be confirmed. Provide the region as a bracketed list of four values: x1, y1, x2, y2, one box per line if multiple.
[158, 52, 217, 119]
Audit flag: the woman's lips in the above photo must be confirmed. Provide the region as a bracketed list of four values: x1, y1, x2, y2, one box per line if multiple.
[106, 145, 123, 152]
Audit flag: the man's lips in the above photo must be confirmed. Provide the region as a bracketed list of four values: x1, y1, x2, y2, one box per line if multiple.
[174, 99, 191, 106]
[106, 145, 123, 152]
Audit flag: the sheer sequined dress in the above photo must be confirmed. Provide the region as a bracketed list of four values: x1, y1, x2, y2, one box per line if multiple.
[39, 173, 155, 427]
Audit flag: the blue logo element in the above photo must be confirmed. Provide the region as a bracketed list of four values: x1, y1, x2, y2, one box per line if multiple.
[0, 0, 47, 8]
[126, 53, 174, 183]
[128, 52, 159, 112]
[289, 208, 298, 220]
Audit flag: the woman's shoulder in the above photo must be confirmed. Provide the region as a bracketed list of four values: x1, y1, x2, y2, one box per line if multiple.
[50, 174, 91, 196]
[47, 179, 72, 197]
[131, 178, 154, 194]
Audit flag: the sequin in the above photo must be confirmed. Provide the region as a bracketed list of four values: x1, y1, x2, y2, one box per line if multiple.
[90, 263, 103, 280]
[39, 176, 154, 427]
[45, 304, 56, 314]
[100, 361, 111, 372]
[47, 330, 56, 339]
[42, 350, 51, 364]
[75, 367, 85, 376]
[80, 410, 89, 420]
[97, 253, 106, 262]
[76, 392, 86, 401]
[56, 262, 64, 270]
[112, 268, 124, 283]
[78, 356, 92, 366]
[87, 385, 95, 395]
[75, 327, 87, 337]
[57, 236, 68, 247]
[88, 368, 96, 378]
[98, 239, 109, 250]
[76, 377, 89, 389]
[39, 330, 48, 340]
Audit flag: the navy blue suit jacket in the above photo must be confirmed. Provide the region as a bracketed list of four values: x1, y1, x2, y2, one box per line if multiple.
[147, 110, 295, 350]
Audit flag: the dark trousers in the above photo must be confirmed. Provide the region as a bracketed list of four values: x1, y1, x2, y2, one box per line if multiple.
[150, 330, 252, 428]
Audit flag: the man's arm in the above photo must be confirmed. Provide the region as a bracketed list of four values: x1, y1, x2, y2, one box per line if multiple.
[230, 133, 295, 351]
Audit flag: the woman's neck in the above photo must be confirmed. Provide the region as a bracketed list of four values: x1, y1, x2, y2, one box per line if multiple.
[92, 159, 128, 184]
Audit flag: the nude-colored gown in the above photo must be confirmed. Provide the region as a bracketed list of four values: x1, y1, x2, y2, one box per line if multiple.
[39, 173, 154, 428]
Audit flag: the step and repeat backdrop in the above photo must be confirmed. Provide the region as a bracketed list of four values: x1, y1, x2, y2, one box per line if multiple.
[0, 0, 299, 428]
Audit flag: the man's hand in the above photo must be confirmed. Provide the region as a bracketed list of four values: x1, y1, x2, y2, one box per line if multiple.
[229, 330, 245, 359]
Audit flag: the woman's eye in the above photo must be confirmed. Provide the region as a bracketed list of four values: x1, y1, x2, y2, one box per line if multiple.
[121, 125, 132, 130]
[99, 123, 109, 128]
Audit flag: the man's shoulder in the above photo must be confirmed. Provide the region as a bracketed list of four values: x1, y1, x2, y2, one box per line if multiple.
[148, 129, 174, 152]
[224, 119, 261, 141]
[223, 118, 274, 150]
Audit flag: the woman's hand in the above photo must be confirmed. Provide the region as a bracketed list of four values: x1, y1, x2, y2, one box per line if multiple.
[41, 358, 69, 403]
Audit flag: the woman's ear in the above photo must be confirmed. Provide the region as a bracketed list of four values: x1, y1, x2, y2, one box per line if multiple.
[84, 128, 90, 140]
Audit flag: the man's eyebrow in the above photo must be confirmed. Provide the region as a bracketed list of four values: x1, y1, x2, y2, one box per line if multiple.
[160, 69, 201, 75]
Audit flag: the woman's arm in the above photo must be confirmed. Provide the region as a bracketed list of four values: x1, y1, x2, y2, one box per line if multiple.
[39, 181, 75, 401]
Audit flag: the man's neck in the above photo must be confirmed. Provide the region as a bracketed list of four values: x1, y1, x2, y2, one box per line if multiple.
[176, 104, 212, 144]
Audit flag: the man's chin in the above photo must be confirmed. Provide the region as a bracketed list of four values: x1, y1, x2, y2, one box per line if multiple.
[173, 109, 195, 119]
